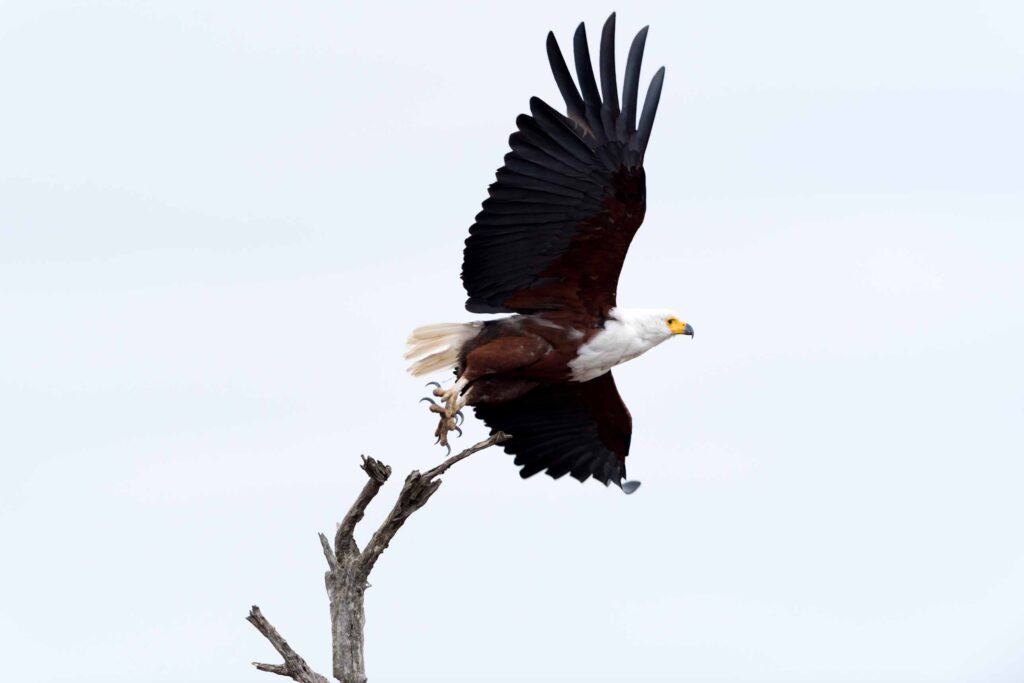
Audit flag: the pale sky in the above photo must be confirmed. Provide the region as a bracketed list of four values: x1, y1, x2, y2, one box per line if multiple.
[2, 2, 1023, 681]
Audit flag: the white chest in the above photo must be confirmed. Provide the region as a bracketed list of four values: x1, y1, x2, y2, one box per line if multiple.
[568, 320, 655, 382]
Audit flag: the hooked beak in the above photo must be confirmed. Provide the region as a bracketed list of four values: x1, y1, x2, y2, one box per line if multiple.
[670, 320, 695, 338]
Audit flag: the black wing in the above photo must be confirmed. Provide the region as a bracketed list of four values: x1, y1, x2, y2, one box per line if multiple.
[462, 14, 666, 316]
[472, 371, 633, 488]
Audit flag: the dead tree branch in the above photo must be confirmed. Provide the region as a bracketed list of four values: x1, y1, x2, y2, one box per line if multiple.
[248, 432, 510, 683]
[246, 606, 330, 683]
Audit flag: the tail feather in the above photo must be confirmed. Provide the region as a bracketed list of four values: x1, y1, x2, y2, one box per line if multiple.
[405, 322, 481, 377]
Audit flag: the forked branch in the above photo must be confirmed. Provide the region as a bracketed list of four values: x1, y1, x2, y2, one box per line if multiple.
[248, 432, 510, 683]
[247, 606, 330, 683]
[360, 433, 508, 576]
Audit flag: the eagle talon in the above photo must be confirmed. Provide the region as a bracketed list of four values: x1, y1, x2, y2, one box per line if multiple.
[425, 381, 442, 390]
[421, 376, 469, 450]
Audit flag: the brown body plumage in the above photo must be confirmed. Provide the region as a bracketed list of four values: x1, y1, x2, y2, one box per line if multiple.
[457, 313, 598, 403]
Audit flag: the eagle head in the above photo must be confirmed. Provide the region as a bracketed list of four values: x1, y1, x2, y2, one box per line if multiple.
[617, 308, 694, 344]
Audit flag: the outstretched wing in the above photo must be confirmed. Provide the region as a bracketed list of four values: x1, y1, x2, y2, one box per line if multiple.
[462, 13, 665, 316]
[472, 371, 633, 487]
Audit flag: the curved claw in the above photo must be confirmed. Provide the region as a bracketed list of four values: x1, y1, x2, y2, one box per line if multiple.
[425, 381, 442, 389]
[420, 397, 440, 405]
[444, 443, 452, 456]
[452, 425, 463, 438]
[454, 410, 465, 426]
[434, 435, 441, 445]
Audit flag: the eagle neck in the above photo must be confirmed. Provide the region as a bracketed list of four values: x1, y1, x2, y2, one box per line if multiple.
[568, 307, 670, 382]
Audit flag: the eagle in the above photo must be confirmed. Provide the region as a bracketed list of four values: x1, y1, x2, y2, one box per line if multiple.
[406, 14, 692, 493]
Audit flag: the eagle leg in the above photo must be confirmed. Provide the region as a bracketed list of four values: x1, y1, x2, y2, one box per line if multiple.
[425, 377, 468, 450]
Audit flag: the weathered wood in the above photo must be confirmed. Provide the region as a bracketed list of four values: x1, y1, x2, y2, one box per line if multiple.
[335, 457, 392, 559]
[248, 433, 510, 682]
[326, 567, 367, 683]
[246, 606, 330, 683]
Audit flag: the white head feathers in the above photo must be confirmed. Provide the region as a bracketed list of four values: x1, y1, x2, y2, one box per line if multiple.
[567, 307, 684, 382]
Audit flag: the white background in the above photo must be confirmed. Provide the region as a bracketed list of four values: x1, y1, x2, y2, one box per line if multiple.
[2, 1, 1023, 681]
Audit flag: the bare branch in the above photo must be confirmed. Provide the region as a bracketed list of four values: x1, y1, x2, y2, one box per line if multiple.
[318, 532, 339, 573]
[422, 431, 510, 480]
[334, 456, 392, 559]
[246, 606, 330, 683]
[358, 432, 509, 576]
[252, 662, 289, 676]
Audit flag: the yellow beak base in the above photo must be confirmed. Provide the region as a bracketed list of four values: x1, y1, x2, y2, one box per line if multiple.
[668, 319, 694, 337]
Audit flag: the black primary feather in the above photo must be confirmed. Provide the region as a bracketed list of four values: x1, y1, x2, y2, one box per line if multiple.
[546, 32, 586, 130]
[618, 26, 648, 140]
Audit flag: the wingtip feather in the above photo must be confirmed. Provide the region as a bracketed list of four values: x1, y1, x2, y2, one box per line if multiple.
[636, 65, 665, 154]
[619, 25, 650, 137]
[546, 30, 585, 120]
[572, 20, 602, 112]
[599, 12, 620, 118]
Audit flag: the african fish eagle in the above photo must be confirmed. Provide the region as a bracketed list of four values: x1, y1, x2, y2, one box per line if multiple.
[406, 14, 692, 493]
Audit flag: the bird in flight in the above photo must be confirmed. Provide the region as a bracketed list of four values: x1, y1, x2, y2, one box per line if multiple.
[407, 13, 692, 493]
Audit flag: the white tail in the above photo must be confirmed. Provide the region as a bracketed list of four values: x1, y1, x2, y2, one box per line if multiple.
[404, 322, 481, 377]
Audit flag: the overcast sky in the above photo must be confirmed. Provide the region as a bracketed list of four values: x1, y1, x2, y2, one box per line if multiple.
[2, 1, 1023, 681]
